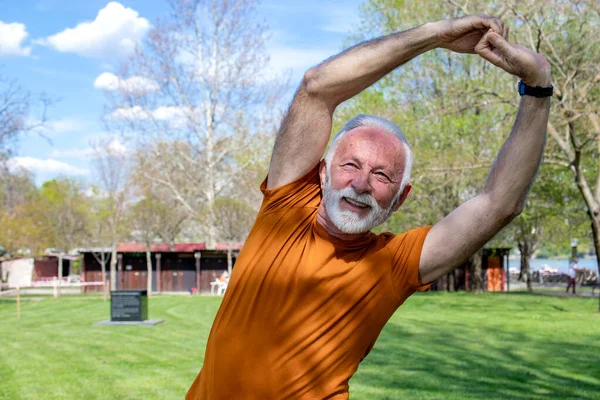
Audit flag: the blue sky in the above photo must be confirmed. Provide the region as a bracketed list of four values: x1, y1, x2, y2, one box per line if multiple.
[1, 0, 364, 184]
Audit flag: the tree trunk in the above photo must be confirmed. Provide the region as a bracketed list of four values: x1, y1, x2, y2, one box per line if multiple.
[100, 252, 107, 288]
[470, 249, 483, 293]
[447, 271, 455, 292]
[227, 241, 233, 275]
[57, 253, 63, 297]
[519, 248, 533, 293]
[145, 248, 152, 298]
[110, 246, 118, 291]
[590, 215, 600, 312]
[518, 241, 530, 283]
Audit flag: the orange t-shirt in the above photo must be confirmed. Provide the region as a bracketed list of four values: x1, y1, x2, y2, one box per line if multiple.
[187, 166, 431, 400]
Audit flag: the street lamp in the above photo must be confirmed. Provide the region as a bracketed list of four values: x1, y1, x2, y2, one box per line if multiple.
[570, 238, 578, 260]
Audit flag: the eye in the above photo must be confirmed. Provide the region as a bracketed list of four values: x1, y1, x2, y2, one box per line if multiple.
[343, 163, 358, 169]
[375, 171, 390, 180]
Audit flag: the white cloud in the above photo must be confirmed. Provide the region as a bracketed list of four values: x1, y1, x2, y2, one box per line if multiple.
[93, 72, 159, 93]
[8, 157, 89, 176]
[108, 105, 149, 120]
[108, 105, 187, 122]
[36, 118, 88, 134]
[0, 21, 31, 56]
[49, 148, 95, 158]
[153, 106, 186, 121]
[50, 138, 127, 159]
[38, 2, 150, 58]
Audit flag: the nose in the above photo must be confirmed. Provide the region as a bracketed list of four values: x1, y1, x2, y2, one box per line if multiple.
[350, 169, 371, 194]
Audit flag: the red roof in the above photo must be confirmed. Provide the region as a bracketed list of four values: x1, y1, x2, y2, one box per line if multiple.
[117, 242, 243, 253]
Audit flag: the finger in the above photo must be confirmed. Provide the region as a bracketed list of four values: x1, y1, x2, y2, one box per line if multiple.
[498, 21, 508, 40]
[488, 18, 504, 36]
[487, 30, 513, 54]
[504, 25, 510, 41]
[460, 14, 494, 31]
[474, 31, 508, 70]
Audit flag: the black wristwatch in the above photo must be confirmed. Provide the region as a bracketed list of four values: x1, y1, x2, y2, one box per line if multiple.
[518, 80, 553, 98]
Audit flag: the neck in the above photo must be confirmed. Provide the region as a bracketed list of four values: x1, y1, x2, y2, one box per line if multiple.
[316, 203, 371, 242]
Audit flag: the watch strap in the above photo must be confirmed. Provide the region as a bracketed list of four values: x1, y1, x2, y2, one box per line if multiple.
[518, 80, 553, 98]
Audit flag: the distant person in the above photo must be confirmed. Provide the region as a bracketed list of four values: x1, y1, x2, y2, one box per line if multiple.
[187, 14, 552, 399]
[218, 271, 229, 283]
[566, 258, 579, 294]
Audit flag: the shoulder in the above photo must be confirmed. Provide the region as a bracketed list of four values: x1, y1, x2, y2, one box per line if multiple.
[258, 164, 322, 216]
[384, 227, 432, 254]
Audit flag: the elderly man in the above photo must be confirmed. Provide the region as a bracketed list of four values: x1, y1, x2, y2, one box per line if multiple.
[187, 14, 551, 399]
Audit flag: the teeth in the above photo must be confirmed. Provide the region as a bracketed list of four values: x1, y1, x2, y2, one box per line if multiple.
[345, 197, 368, 208]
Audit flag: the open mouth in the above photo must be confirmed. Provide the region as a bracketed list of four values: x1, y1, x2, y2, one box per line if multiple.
[343, 197, 370, 209]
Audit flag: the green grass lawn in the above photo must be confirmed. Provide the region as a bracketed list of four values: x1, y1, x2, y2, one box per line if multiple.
[1, 292, 598, 400]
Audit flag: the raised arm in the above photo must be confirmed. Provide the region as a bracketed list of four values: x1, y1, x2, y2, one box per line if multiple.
[419, 30, 552, 284]
[266, 15, 508, 190]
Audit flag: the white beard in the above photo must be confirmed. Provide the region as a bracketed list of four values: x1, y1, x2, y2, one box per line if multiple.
[322, 169, 395, 234]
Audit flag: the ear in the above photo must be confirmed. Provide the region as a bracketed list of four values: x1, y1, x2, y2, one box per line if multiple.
[392, 183, 412, 212]
[319, 159, 327, 188]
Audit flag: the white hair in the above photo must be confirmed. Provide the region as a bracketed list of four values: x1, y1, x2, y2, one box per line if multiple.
[324, 114, 413, 205]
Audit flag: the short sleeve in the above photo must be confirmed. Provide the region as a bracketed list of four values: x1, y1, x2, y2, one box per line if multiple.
[258, 165, 321, 216]
[387, 226, 432, 299]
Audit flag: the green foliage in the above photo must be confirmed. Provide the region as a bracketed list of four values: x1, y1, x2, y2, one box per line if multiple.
[345, 0, 596, 262]
[36, 178, 90, 252]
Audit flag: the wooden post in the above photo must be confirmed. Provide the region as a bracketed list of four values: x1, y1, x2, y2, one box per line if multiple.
[117, 254, 123, 290]
[506, 253, 510, 292]
[16, 286, 20, 319]
[194, 252, 201, 295]
[53, 277, 58, 298]
[156, 253, 162, 293]
[104, 279, 109, 302]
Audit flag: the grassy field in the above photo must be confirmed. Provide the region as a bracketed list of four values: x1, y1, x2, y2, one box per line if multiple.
[1, 292, 598, 400]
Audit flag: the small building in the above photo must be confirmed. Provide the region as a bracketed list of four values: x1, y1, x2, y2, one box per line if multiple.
[429, 248, 511, 292]
[80, 242, 242, 294]
[0, 255, 77, 288]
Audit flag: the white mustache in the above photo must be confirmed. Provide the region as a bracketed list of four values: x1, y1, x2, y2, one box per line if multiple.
[336, 187, 377, 209]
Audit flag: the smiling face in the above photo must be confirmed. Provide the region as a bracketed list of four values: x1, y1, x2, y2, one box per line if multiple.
[319, 127, 412, 234]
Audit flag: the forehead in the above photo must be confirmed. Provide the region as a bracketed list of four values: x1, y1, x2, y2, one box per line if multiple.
[334, 127, 405, 167]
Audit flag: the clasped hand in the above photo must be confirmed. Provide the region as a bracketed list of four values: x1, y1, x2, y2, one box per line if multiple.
[435, 15, 551, 87]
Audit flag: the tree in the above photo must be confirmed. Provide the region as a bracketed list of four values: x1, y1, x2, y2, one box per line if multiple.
[0, 68, 50, 160]
[37, 179, 89, 282]
[510, 164, 574, 291]
[103, 0, 280, 248]
[92, 140, 130, 291]
[213, 198, 255, 273]
[128, 189, 187, 296]
[500, 0, 600, 310]
[129, 194, 162, 297]
[87, 186, 114, 289]
[0, 168, 49, 257]
[0, 166, 35, 212]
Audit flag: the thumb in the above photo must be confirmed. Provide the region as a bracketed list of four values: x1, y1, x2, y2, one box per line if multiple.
[475, 30, 513, 72]
[486, 30, 512, 53]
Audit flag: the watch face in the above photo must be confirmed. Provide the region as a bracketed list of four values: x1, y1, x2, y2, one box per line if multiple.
[518, 81, 526, 95]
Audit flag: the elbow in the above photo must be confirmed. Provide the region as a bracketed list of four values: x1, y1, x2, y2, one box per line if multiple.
[301, 68, 339, 109]
[512, 200, 526, 219]
[302, 68, 321, 96]
[502, 205, 524, 226]
[484, 192, 525, 225]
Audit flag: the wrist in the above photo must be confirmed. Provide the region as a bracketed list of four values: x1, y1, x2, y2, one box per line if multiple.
[521, 69, 552, 87]
[420, 21, 444, 50]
